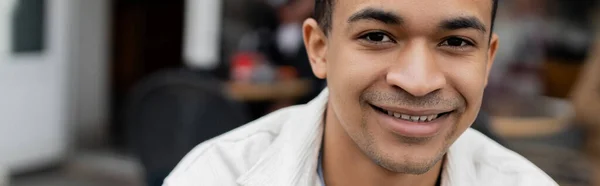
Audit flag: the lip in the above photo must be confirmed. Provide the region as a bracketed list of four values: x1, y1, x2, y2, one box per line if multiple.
[370, 104, 451, 138]
[375, 105, 453, 116]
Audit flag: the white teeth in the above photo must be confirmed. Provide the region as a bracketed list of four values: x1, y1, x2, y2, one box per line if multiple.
[410, 116, 420, 121]
[401, 114, 410, 120]
[383, 109, 442, 122]
[427, 115, 436, 121]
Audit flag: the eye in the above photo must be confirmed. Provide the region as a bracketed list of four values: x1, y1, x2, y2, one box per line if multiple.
[439, 37, 474, 48]
[359, 32, 394, 43]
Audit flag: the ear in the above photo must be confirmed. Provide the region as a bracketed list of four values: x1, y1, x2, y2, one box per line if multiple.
[484, 34, 499, 86]
[303, 18, 328, 79]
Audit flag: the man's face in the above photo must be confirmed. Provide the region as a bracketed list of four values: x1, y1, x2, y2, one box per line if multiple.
[304, 0, 498, 174]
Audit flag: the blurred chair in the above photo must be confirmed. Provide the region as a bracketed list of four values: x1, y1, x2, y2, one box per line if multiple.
[125, 69, 248, 186]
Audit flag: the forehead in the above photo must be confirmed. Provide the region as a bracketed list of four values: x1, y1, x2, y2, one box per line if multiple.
[333, 0, 493, 29]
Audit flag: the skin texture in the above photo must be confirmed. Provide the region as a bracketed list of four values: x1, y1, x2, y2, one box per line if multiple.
[303, 0, 499, 185]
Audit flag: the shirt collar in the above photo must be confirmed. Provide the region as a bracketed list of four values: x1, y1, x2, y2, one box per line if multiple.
[237, 88, 329, 186]
[317, 147, 325, 186]
[441, 131, 478, 186]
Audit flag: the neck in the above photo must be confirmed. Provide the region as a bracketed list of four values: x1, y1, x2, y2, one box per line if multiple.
[322, 104, 443, 186]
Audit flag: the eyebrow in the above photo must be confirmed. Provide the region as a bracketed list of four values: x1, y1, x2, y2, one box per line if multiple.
[439, 16, 487, 34]
[347, 8, 404, 25]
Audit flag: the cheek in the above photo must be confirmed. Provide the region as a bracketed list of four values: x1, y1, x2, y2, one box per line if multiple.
[326, 43, 386, 100]
[441, 57, 487, 127]
[326, 42, 389, 127]
[438, 58, 488, 140]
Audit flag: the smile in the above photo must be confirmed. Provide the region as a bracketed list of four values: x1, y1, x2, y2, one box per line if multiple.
[369, 103, 453, 138]
[370, 104, 453, 123]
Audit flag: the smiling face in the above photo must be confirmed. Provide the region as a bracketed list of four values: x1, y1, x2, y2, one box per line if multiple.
[304, 0, 499, 174]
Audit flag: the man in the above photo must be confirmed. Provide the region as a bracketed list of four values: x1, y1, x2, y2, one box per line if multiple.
[164, 0, 557, 185]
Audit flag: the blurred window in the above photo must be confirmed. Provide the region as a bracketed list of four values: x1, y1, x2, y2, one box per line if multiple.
[12, 0, 45, 53]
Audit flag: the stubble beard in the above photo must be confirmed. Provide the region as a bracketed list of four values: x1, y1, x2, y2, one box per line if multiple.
[352, 93, 461, 174]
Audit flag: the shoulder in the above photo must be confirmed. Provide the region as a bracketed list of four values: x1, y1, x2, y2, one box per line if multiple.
[163, 105, 303, 186]
[460, 129, 558, 186]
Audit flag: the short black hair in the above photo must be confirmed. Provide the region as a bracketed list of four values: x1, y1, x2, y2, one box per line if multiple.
[314, 0, 499, 37]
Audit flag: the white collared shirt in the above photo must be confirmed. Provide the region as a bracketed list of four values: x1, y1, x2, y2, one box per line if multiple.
[164, 89, 558, 186]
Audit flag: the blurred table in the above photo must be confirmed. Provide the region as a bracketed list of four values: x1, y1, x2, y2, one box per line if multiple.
[483, 93, 573, 138]
[226, 79, 312, 101]
[509, 142, 594, 186]
[483, 93, 596, 185]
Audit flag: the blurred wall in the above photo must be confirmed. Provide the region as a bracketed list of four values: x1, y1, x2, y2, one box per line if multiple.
[0, 0, 17, 55]
[0, 0, 71, 172]
[0, 0, 110, 173]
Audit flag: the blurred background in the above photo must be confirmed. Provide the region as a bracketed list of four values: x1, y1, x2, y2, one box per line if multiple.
[0, 0, 599, 185]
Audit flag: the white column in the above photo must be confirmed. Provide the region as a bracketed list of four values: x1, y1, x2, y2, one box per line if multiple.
[183, 0, 222, 70]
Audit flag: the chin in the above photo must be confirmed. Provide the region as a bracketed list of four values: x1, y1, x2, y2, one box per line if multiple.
[364, 133, 449, 174]
[373, 151, 445, 175]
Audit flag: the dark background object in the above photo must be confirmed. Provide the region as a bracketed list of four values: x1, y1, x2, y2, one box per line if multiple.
[12, 0, 45, 53]
[110, 0, 185, 147]
[126, 69, 248, 186]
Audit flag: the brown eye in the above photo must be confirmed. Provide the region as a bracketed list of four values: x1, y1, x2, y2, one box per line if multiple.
[440, 37, 473, 47]
[360, 32, 393, 43]
[447, 38, 465, 46]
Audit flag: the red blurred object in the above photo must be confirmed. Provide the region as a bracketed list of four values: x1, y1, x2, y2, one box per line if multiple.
[231, 52, 258, 82]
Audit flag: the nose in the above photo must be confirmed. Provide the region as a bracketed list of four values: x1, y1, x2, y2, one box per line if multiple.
[386, 43, 446, 97]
